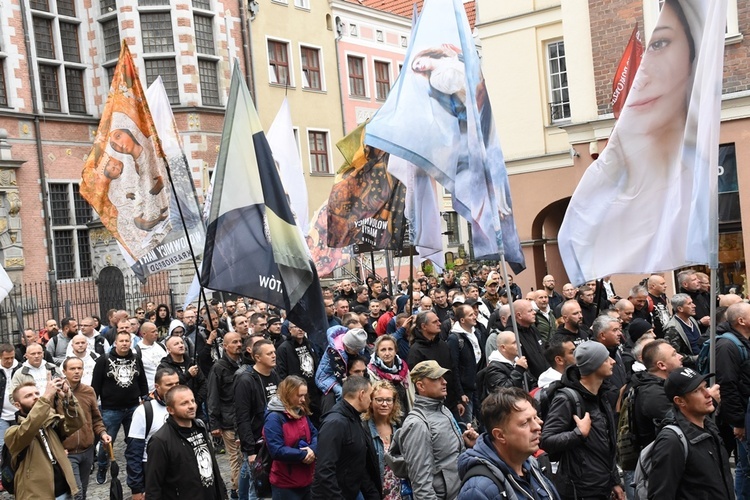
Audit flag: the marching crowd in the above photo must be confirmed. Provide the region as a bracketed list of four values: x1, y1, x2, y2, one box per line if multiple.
[0, 266, 746, 499]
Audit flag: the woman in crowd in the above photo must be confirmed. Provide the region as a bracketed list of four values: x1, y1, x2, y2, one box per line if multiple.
[367, 335, 414, 414]
[363, 380, 402, 500]
[264, 375, 318, 500]
[154, 303, 171, 339]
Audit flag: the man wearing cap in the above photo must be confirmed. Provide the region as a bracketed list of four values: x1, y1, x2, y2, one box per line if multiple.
[482, 275, 502, 313]
[266, 315, 285, 349]
[541, 341, 624, 500]
[648, 367, 734, 499]
[398, 360, 478, 500]
[315, 327, 369, 401]
[663, 293, 702, 368]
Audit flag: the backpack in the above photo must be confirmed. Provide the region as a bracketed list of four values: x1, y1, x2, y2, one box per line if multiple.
[616, 385, 640, 470]
[459, 462, 507, 496]
[533, 380, 583, 423]
[632, 424, 688, 500]
[1, 435, 29, 494]
[384, 408, 429, 478]
[251, 437, 272, 497]
[697, 332, 747, 374]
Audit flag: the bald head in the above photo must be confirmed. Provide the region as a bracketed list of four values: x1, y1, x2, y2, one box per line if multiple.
[727, 302, 750, 335]
[720, 294, 743, 308]
[647, 275, 667, 296]
[496, 330, 517, 348]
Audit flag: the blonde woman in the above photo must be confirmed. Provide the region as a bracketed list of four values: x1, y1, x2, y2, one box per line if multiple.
[363, 381, 402, 500]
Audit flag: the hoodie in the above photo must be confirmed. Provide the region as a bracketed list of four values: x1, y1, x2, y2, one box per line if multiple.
[263, 396, 318, 489]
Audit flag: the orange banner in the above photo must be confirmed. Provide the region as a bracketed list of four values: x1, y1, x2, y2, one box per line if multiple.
[611, 24, 644, 119]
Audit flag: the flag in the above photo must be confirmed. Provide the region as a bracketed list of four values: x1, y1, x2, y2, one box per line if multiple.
[364, 0, 525, 273]
[611, 24, 644, 119]
[559, 0, 726, 284]
[0, 266, 12, 303]
[81, 42, 172, 261]
[326, 123, 407, 251]
[267, 98, 310, 234]
[200, 62, 328, 348]
[307, 202, 354, 277]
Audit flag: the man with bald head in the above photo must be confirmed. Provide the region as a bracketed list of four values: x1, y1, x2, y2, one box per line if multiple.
[554, 283, 578, 317]
[614, 298, 635, 340]
[554, 300, 591, 345]
[646, 274, 671, 337]
[533, 289, 556, 342]
[480, 331, 528, 395]
[542, 274, 563, 312]
[10, 342, 61, 397]
[136, 322, 167, 393]
[66, 333, 100, 385]
[512, 299, 549, 382]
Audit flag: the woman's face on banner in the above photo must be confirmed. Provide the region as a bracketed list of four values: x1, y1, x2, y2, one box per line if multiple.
[626, 2, 692, 132]
[110, 129, 137, 156]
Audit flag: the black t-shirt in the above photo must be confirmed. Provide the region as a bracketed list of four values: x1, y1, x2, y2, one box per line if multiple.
[257, 372, 278, 403]
[177, 424, 217, 500]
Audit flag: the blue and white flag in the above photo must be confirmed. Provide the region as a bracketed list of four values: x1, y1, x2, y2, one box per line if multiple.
[200, 63, 328, 348]
[558, 0, 726, 284]
[365, 0, 525, 273]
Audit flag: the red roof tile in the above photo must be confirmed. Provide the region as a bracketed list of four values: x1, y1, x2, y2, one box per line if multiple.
[344, 0, 476, 29]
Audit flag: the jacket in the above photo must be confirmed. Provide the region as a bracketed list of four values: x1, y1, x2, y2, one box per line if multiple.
[540, 365, 619, 498]
[663, 315, 701, 367]
[206, 352, 241, 431]
[6, 394, 85, 499]
[315, 326, 367, 398]
[479, 354, 526, 397]
[365, 418, 395, 482]
[680, 287, 710, 333]
[399, 395, 465, 500]
[630, 371, 671, 450]
[535, 309, 557, 342]
[458, 433, 560, 500]
[714, 327, 750, 428]
[235, 364, 280, 453]
[158, 353, 207, 404]
[518, 324, 549, 379]
[263, 397, 318, 489]
[447, 323, 485, 398]
[648, 410, 734, 500]
[57, 382, 105, 454]
[408, 329, 460, 410]
[145, 416, 228, 499]
[311, 399, 381, 500]
[600, 346, 628, 413]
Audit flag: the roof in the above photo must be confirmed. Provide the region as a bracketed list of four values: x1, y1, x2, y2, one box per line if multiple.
[344, 0, 476, 29]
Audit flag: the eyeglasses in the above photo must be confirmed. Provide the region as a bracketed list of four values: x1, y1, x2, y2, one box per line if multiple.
[374, 398, 394, 405]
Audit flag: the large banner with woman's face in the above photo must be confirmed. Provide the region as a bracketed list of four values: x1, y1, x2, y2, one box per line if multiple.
[559, 0, 727, 284]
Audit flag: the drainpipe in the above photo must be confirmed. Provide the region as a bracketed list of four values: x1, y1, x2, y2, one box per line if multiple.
[19, 0, 58, 318]
[334, 18, 347, 134]
[239, 0, 256, 103]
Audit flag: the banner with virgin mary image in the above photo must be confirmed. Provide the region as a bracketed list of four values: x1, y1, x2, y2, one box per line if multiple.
[81, 42, 172, 262]
[558, 0, 726, 284]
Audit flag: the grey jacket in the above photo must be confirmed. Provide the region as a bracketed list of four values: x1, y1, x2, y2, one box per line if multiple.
[399, 395, 465, 500]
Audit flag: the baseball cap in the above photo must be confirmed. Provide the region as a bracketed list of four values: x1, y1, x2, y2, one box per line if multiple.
[664, 367, 714, 402]
[410, 360, 449, 384]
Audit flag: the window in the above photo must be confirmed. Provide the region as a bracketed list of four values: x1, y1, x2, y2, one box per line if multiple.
[0, 61, 7, 106]
[57, 0, 75, 17]
[141, 13, 174, 53]
[294, 0, 310, 8]
[194, 14, 215, 55]
[192, 0, 211, 8]
[301, 46, 321, 90]
[198, 59, 220, 106]
[60, 22, 81, 63]
[400, 36, 407, 47]
[445, 212, 460, 246]
[100, 0, 116, 13]
[347, 56, 365, 97]
[376, 30, 383, 42]
[308, 131, 330, 174]
[547, 40, 570, 122]
[374, 61, 390, 100]
[138, 0, 169, 5]
[29, 0, 48, 11]
[719, 144, 739, 223]
[33, 17, 55, 59]
[268, 40, 290, 85]
[65, 68, 86, 113]
[144, 59, 179, 104]
[49, 183, 93, 279]
[38, 64, 61, 112]
[101, 18, 121, 61]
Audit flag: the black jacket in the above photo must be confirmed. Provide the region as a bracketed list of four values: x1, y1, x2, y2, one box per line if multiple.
[206, 353, 240, 431]
[276, 336, 321, 412]
[630, 371, 671, 450]
[601, 347, 628, 414]
[553, 324, 591, 346]
[91, 351, 148, 409]
[408, 330, 459, 410]
[517, 324, 548, 379]
[447, 327, 485, 397]
[715, 328, 750, 428]
[146, 417, 228, 499]
[648, 410, 734, 500]
[578, 300, 598, 329]
[234, 365, 280, 454]
[478, 359, 525, 397]
[311, 399, 381, 500]
[540, 365, 619, 498]
[158, 354, 207, 405]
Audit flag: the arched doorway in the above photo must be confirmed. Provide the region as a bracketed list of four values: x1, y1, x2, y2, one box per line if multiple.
[530, 198, 570, 287]
[97, 266, 125, 319]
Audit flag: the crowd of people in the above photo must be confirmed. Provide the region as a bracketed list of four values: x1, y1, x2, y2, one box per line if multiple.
[1, 266, 746, 499]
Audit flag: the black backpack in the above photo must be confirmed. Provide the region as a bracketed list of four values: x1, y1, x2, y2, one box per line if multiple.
[1, 433, 28, 494]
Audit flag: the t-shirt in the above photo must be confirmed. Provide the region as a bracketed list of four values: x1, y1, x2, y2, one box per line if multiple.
[257, 372, 278, 403]
[136, 343, 168, 393]
[128, 400, 169, 461]
[177, 424, 217, 500]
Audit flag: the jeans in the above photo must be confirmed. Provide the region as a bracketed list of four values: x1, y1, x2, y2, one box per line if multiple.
[271, 486, 311, 500]
[68, 446, 95, 500]
[97, 406, 136, 469]
[736, 438, 750, 499]
[239, 452, 259, 500]
[0, 419, 11, 456]
[622, 470, 635, 500]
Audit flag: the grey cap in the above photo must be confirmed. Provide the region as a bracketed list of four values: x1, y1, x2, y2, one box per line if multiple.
[343, 328, 367, 352]
[575, 341, 610, 376]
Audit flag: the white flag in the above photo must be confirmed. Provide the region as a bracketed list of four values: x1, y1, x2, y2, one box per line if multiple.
[0, 266, 12, 303]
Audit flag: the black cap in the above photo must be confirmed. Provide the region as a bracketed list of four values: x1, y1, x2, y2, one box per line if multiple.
[664, 367, 714, 402]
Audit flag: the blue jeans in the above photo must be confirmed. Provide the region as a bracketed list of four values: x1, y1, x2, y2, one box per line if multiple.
[68, 446, 95, 500]
[736, 438, 750, 499]
[622, 469, 635, 500]
[239, 453, 258, 500]
[97, 406, 136, 469]
[0, 418, 12, 456]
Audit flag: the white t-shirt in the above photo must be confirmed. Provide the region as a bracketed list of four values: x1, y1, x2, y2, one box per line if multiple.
[128, 400, 169, 461]
[136, 342, 167, 393]
[1, 362, 17, 421]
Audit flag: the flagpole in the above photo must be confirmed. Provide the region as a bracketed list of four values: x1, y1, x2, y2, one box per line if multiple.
[499, 253, 528, 391]
[709, 266, 717, 375]
[160, 156, 214, 327]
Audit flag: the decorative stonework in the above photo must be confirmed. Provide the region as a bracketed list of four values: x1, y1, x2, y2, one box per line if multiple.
[188, 113, 201, 130]
[0, 129, 26, 272]
[89, 227, 114, 245]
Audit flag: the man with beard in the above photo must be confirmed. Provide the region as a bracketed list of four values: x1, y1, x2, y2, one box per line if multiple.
[146, 386, 228, 499]
[7, 378, 85, 498]
[543, 274, 564, 313]
[553, 300, 592, 346]
[266, 315, 285, 349]
[47, 316, 78, 365]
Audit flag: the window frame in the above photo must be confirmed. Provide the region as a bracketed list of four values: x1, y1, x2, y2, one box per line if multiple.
[374, 59, 390, 101]
[307, 129, 332, 175]
[545, 39, 570, 123]
[347, 54, 367, 98]
[267, 38, 293, 87]
[299, 44, 323, 91]
[444, 212, 461, 247]
[48, 181, 93, 280]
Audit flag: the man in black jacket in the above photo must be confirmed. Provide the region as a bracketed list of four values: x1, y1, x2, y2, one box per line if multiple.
[591, 315, 628, 413]
[206, 331, 242, 497]
[159, 336, 207, 415]
[677, 269, 710, 333]
[276, 322, 320, 423]
[312, 376, 381, 499]
[541, 341, 624, 500]
[146, 386, 228, 499]
[648, 367, 734, 499]
[512, 299, 549, 382]
[234, 339, 280, 500]
[479, 330, 527, 397]
[553, 300, 592, 346]
[447, 304, 485, 423]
